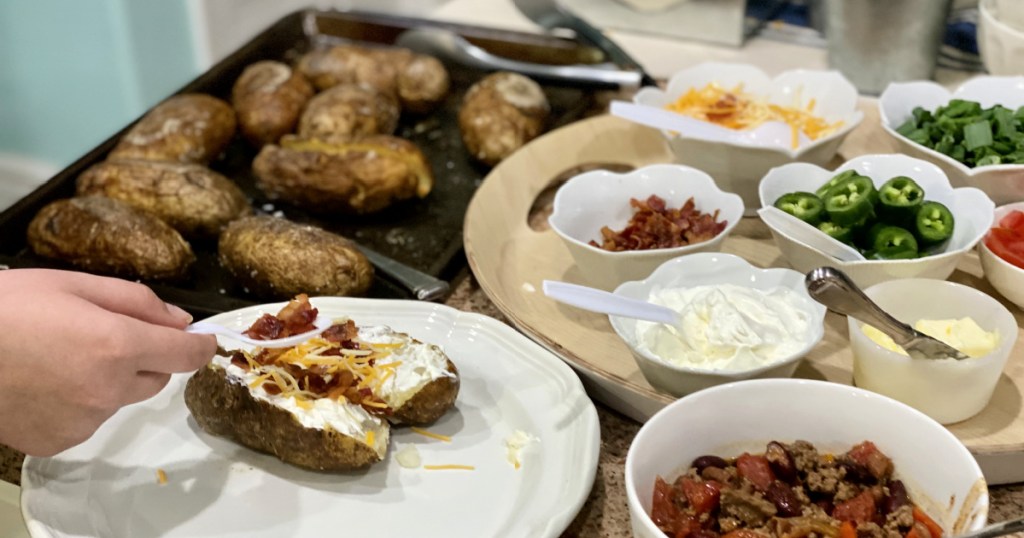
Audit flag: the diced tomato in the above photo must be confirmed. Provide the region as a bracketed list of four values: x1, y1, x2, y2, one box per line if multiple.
[912, 506, 944, 538]
[840, 521, 857, 538]
[735, 454, 775, 492]
[999, 210, 1024, 231]
[674, 515, 703, 538]
[986, 228, 1024, 269]
[679, 477, 722, 514]
[846, 441, 893, 480]
[833, 490, 877, 525]
[651, 476, 680, 530]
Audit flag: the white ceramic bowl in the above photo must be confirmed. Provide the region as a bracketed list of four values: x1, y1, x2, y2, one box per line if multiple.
[979, 0, 1024, 76]
[848, 279, 1017, 424]
[758, 154, 995, 288]
[625, 379, 989, 538]
[879, 75, 1024, 205]
[979, 202, 1024, 311]
[633, 62, 863, 214]
[549, 164, 744, 290]
[609, 253, 826, 396]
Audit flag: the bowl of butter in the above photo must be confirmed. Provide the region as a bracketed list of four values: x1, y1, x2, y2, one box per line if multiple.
[609, 253, 827, 397]
[848, 278, 1017, 424]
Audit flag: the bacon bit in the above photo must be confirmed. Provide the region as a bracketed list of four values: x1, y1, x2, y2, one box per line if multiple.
[243, 294, 318, 340]
[229, 351, 250, 370]
[589, 195, 727, 252]
[322, 319, 359, 344]
[156, 469, 168, 485]
[244, 314, 285, 340]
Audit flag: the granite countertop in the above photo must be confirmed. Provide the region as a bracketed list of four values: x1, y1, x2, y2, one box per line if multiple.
[3, 273, 1024, 536]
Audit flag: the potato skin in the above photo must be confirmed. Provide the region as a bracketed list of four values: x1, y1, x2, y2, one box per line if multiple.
[390, 358, 460, 426]
[297, 84, 399, 140]
[370, 49, 450, 114]
[76, 160, 251, 237]
[232, 61, 314, 146]
[252, 135, 433, 214]
[297, 45, 398, 95]
[185, 364, 382, 471]
[27, 196, 194, 280]
[109, 93, 237, 164]
[218, 215, 373, 299]
[459, 72, 549, 166]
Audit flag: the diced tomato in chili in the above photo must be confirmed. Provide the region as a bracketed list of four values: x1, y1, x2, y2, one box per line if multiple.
[735, 454, 775, 492]
[678, 477, 722, 514]
[986, 227, 1024, 269]
[673, 515, 703, 538]
[846, 441, 893, 480]
[652, 477, 680, 530]
[833, 490, 877, 524]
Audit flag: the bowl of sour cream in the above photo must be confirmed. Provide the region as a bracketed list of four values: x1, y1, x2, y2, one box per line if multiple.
[610, 253, 827, 397]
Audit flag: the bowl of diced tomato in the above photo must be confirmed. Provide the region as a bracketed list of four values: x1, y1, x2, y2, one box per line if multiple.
[980, 202, 1024, 310]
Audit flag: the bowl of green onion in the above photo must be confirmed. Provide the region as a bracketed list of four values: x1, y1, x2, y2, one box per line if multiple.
[758, 154, 994, 287]
[879, 76, 1024, 205]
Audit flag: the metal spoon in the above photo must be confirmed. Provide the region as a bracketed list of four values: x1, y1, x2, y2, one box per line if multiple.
[186, 316, 333, 349]
[957, 516, 1024, 538]
[804, 267, 969, 360]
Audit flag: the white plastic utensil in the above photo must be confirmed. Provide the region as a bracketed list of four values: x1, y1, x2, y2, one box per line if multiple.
[610, 100, 811, 150]
[542, 280, 679, 325]
[186, 316, 333, 348]
[757, 206, 866, 262]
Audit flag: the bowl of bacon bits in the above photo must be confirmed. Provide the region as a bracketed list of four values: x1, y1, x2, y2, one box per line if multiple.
[549, 163, 744, 289]
[980, 201, 1024, 311]
[629, 62, 863, 214]
[625, 379, 989, 538]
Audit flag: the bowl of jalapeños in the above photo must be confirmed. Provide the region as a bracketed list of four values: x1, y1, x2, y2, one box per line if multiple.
[759, 154, 994, 287]
[879, 76, 1024, 206]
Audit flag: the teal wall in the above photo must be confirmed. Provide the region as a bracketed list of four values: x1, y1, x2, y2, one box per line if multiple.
[0, 0, 199, 168]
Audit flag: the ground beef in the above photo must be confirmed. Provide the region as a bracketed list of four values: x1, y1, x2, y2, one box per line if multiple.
[806, 463, 846, 495]
[884, 505, 914, 533]
[702, 465, 737, 486]
[834, 479, 862, 502]
[855, 521, 897, 538]
[787, 441, 820, 474]
[721, 487, 777, 528]
[718, 516, 741, 533]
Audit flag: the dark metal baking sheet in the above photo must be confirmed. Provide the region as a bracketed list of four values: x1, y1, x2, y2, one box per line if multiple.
[0, 9, 608, 317]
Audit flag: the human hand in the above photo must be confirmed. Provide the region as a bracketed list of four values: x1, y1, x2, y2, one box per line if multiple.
[0, 269, 217, 456]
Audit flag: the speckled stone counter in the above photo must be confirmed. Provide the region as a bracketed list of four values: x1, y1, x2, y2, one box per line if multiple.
[4, 274, 1024, 536]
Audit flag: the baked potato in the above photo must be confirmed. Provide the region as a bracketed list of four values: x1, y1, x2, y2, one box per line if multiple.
[109, 93, 237, 164]
[459, 72, 549, 166]
[218, 215, 373, 299]
[27, 196, 194, 280]
[297, 45, 450, 113]
[231, 60, 314, 146]
[252, 135, 433, 214]
[297, 84, 400, 140]
[75, 159, 251, 237]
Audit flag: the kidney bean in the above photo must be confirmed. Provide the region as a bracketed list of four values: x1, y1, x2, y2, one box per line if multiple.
[766, 481, 803, 517]
[881, 480, 910, 515]
[691, 455, 729, 474]
[765, 441, 797, 483]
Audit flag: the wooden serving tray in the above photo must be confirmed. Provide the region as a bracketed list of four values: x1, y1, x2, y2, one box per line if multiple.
[463, 103, 1024, 485]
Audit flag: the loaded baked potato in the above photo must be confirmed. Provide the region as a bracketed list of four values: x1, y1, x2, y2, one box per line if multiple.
[27, 196, 194, 280]
[109, 93, 237, 164]
[218, 215, 374, 299]
[231, 60, 314, 146]
[297, 84, 400, 140]
[184, 295, 460, 471]
[459, 71, 549, 166]
[252, 134, 433, 214]
[76, 159, 250, 237]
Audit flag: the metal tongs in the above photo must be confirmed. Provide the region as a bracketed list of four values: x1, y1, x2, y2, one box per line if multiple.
[804, 267, 969, 360]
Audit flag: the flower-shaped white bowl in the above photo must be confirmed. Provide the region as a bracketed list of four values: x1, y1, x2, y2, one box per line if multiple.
[625, 379, 989, 538]
[759, 154, 995, 288]
[549, 164, 744, 290]
[633, 62, 864, 214]
[980, 201, 1024, 311]
[848, 278, 1017, 425]
[609, 253, 826, 396]
[879, 76, 1024, 205]
[979, 0, 1024, 76]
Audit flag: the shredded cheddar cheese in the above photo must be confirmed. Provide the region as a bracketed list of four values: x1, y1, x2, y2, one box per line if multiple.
[366, 430, 375, 447]
[423, 464, 475, 471]
[156, 469, 168, 485]
[665, 82, 844, 149]
[410, 427, 452, 442]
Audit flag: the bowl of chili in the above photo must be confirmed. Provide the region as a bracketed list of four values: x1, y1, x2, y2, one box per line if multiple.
[549, 163, 744, 290]
[879, 76, 1024, 206]
[625, 378, 989, 538]
[631, 62, 863, 215]
[979, 201, 1024, 311]
[758, 154, 994, 288]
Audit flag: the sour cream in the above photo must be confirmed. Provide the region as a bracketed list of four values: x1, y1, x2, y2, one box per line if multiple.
[634, 284, 814, 371]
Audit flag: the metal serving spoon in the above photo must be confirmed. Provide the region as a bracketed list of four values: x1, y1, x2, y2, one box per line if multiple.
[804, 267, 969, 360]
[956, 516, 1024, 538]
[186, 316, 333, 349]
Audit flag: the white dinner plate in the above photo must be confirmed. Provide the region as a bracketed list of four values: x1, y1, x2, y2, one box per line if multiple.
[20, 298, 601, 537]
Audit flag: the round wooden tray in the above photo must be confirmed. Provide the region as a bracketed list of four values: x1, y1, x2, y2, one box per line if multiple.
[463, 108, 1024, 485]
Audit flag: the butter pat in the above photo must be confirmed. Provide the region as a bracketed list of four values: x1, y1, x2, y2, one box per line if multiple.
[861, 317, 998, 359]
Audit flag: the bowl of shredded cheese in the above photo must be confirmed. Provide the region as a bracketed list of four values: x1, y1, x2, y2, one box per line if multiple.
[632, 62, 864, 214]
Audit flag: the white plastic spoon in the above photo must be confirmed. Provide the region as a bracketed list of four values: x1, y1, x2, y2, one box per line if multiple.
[542, 280, 680, 325]
[186, 316, 334, 348]
[758, 206, 866, 262]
